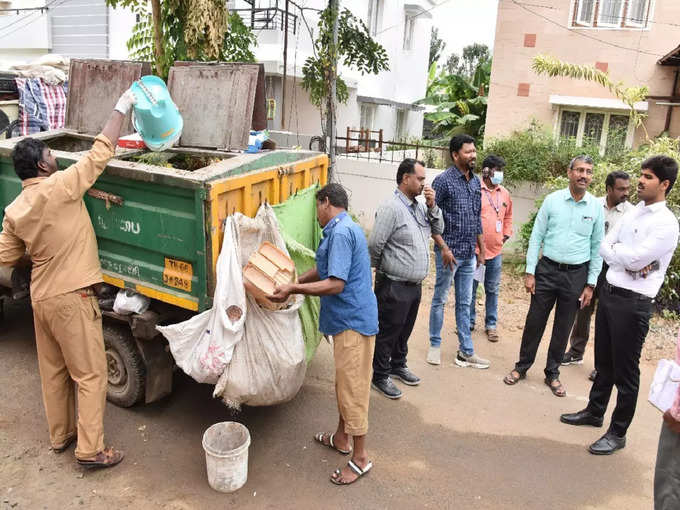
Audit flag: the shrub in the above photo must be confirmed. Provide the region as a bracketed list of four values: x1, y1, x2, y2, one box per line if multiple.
[500, 130, 679, 311]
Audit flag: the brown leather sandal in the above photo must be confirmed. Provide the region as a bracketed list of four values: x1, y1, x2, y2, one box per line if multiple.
[76, 447, 124, 469]
[545, 378, 566, 397]
[52, 434, 77, 454]
[503, 370, 526, 385]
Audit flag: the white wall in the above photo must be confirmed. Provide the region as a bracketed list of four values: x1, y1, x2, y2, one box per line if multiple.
[108, 6, 136, 60]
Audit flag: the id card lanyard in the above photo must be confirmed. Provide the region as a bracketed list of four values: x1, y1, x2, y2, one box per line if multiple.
[484, 188, 503, 233]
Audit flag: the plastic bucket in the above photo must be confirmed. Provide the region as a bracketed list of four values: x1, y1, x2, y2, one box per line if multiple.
[202, 422, 251, 493]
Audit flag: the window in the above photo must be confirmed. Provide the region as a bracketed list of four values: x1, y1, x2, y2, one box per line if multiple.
[576, 0, 595, 25]
[403, 15, 415, 51]
[367, 0, 381, 36]
[396, 109, 408, 140]
[598, 0, 624, 26]
[360, 103, 376, 130]
[571, 0, 651, 28]
[558, 109, 633, 154]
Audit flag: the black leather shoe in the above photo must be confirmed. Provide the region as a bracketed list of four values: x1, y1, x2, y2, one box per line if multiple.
[390, 367, 421, 386]
[371, 377, 402, 399]
[560, 409, 603, 427]
[589, 369, 598, 382]
[588, 432, 626, 455]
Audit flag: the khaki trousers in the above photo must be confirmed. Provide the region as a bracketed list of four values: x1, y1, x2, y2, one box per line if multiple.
[333, 330, 375, 436]
[32, 290, 107, 458]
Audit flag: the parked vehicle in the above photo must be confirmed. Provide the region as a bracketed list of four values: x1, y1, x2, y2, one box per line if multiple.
[0, 59, 328, 407]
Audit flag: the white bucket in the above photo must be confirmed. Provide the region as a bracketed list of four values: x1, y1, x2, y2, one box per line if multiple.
[202, 421, 251, 493]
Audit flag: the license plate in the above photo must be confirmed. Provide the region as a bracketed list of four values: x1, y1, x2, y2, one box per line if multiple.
[163, 257, 193, 292]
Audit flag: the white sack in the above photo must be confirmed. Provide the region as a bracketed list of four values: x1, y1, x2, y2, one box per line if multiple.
[156, 217, 247, 384]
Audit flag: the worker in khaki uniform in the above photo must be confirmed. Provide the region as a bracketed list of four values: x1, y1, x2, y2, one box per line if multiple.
[0, 89, 136, 469]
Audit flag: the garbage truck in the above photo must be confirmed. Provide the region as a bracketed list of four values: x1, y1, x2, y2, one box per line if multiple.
[0, 59, 327, 407]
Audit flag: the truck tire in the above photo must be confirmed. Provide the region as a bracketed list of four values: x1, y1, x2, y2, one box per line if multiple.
[103, 323, 145, 407]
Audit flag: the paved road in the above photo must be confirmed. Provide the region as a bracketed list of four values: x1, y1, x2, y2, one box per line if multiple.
[0, 295, 664, 510]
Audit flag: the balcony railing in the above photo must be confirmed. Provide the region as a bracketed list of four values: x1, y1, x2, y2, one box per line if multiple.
[232, 7, 297, 35]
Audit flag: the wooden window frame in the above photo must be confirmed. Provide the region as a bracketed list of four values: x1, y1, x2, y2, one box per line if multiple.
[556, 108, 634, 155]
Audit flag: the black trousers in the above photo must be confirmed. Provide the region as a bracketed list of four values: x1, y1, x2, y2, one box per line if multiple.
[586, 284, 652, 437]
[372, 274, 421, 381]
[515, 258, 588, 380]
[567, 262, 608, 357]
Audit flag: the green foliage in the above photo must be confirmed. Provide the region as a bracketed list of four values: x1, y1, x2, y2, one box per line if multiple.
[503, 130, 680, 310]
[106, 1, 256, 79]
[301, 7, 389, 109]
[445, 43, 490, 79]
[429, 27, 446, 68]
[479, 122, 615, 184]
[420, 56, 491, 140]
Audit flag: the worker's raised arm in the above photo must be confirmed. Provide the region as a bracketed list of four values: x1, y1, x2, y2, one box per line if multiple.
[58, 89, 137, 200]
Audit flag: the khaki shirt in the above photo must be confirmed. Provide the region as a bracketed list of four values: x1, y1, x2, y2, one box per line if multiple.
[0, 134, 114, 302]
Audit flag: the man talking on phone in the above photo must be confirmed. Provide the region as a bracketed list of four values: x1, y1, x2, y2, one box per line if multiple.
[368, 158, 444, 399]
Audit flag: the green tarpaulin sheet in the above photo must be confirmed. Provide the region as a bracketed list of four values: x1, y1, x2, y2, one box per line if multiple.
[273, 185, 323, 363]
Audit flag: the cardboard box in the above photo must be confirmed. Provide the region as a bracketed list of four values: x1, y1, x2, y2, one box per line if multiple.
[243, 242, 295, 310]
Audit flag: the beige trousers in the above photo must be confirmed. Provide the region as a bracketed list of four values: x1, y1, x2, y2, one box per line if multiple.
[32, 290, 107, 458]
[333, 330, 375, 436]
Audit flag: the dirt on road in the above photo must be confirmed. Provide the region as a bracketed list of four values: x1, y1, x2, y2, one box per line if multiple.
[1, 271, 678, 510]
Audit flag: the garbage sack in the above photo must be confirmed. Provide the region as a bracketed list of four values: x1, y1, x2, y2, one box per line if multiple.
[113, 288, 150, 315]
[213, 204, 307, 408]
[156, 217, 247, 384]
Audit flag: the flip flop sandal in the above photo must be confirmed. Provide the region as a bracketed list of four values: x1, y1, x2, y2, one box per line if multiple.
[52, 434, 77, 454]
[330, 460, 373, 485]
[76, 447, 124, 469]
[503, 371, 525, 385]
[545, 378, 566, 397]
[314, 432, 352, 455]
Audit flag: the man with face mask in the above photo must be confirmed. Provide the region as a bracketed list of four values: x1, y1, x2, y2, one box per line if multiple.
[561, 156, 678, 455]
[503, 155, 605, 398]
[427, 134, 489, 369]
[470, 155, 513, 343]
[368, 158, 444, 399]
[0, 89, 137, 469]
[562, 171, 633, 380]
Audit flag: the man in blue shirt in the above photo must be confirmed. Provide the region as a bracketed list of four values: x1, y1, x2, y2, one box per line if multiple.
[504, 155, 605, 397]
[428, 134, 489, 369]
[270, 183, 378, 486]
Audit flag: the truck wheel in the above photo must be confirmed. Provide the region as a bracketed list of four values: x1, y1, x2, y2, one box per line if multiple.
[103, 323, 145, 407]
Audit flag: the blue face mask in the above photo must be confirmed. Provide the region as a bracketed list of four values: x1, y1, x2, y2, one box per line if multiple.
[491, 171, 504, 185]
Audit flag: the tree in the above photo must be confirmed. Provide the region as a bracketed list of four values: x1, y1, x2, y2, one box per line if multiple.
[446, 43, 490, 79]
[301, 7, 389, 137]
[429, 27, 446, 68]
[419, 57, 491, 140]
[106, 0, 257, 80]
[532, 54, 649, 137]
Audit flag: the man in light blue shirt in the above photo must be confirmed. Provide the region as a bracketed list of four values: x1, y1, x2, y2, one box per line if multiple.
[504, 155, 604, 398]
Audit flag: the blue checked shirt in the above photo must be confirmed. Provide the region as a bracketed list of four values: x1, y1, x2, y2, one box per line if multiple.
[432, 166, 483, 260]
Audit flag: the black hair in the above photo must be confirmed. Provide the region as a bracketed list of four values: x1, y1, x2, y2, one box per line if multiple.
[568, 155, 594, 169]
[604, 170, 630, 190]
[396, 158, 425, 184]
[641, 155, 678, 196]
[449, 134, 475, 155]
[316, 182, 349, 209]
[12, 138, 47, 180]
[482, 154, 505, 171]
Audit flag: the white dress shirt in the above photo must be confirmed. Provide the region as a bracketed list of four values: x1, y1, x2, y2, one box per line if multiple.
[600, 200, 679, 298]
[600, 196, 634, 235]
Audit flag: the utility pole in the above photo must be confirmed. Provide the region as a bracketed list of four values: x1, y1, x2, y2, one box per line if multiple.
[326, 0, 339, 181]
[281, 0, 290, 130]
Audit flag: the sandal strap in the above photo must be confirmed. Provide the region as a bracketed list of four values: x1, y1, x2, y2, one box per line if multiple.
[348, 460, 363, 476]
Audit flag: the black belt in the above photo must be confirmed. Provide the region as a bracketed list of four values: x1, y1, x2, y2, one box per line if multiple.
[378, 273, 420, 286]
[542, 257, 588, 271]
[603, 283, 653, 302]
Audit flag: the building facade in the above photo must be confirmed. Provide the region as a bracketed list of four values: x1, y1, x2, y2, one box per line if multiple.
[486, 0, 680, 151]
[0, 0, 433, 143]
